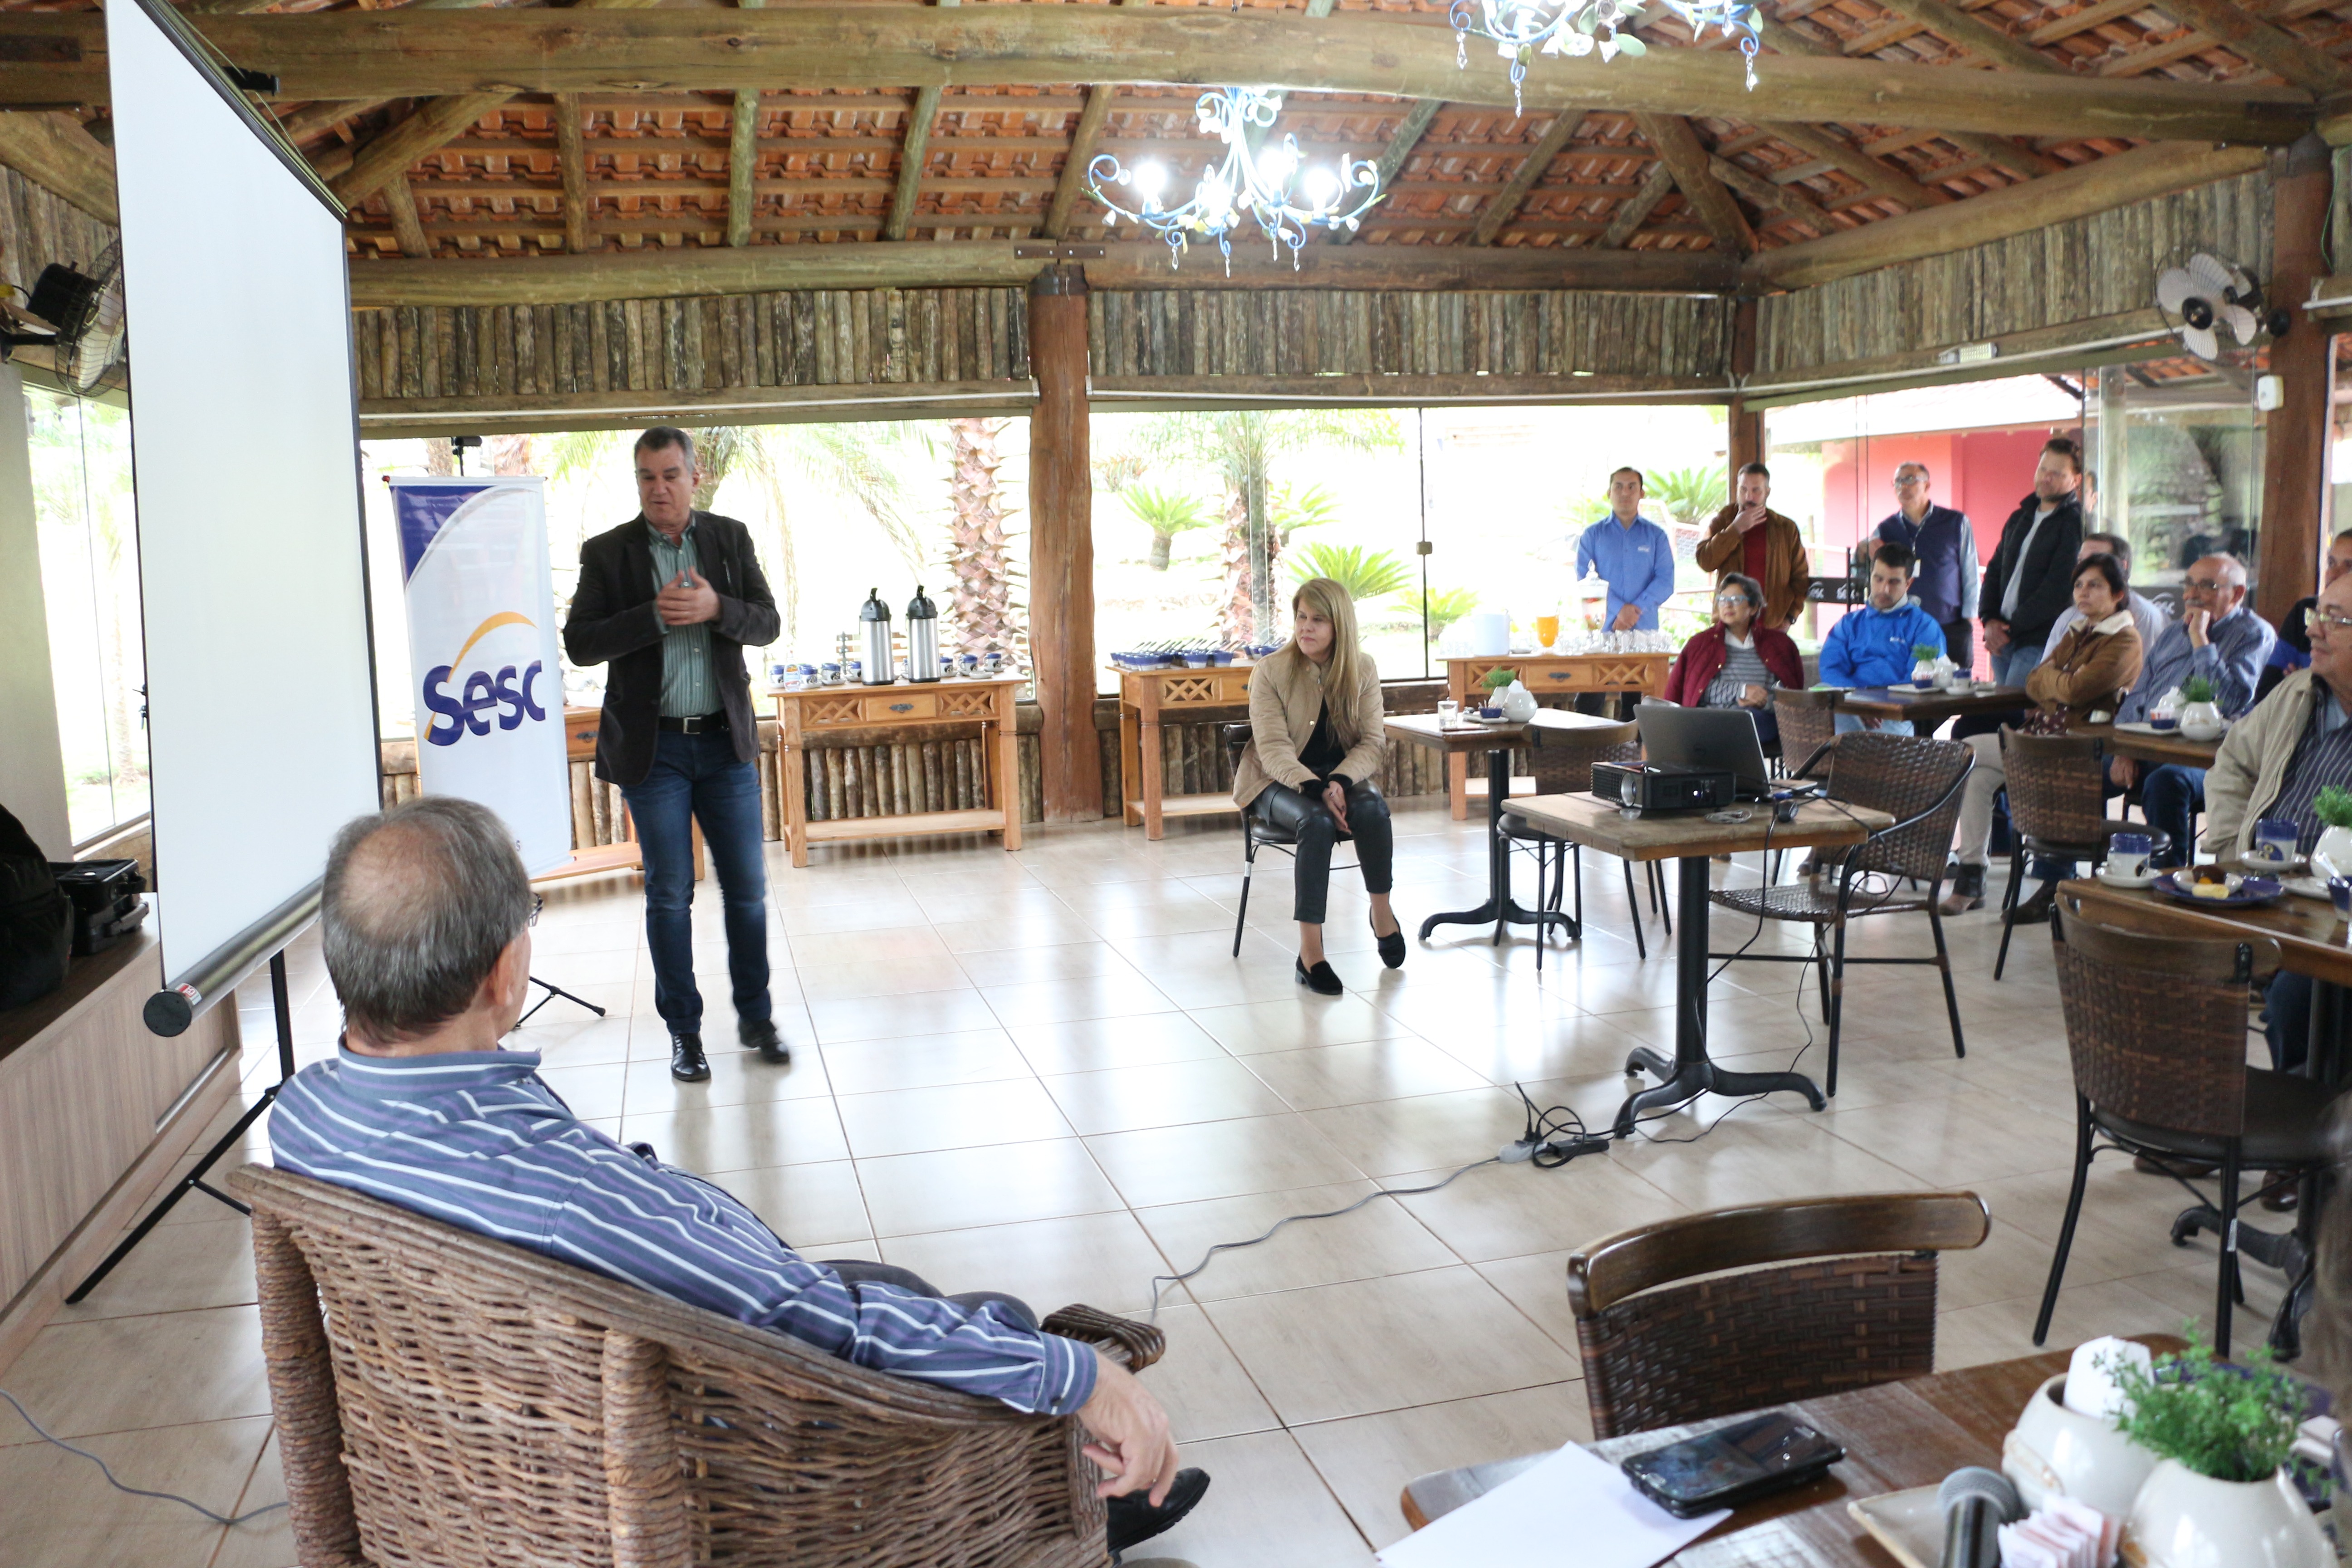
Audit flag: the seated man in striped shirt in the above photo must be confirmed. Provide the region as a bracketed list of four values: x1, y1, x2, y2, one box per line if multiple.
[269, 797, 1207, 1555]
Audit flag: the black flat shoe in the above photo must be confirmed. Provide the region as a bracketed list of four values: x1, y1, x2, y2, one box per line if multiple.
[669, 1032, 710, 1083]
[1372, 919, 1406, 969]
[1106, 1468, 1211, 1558]
[740, 1017, 790, 1064]
[1295, 958, 1344, 996]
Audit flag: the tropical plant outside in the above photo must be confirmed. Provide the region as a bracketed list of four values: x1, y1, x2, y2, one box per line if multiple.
[1123, 485, 1215, 573]
[1287, 542, 1413, 600]
[1393, 585, 1482, 647]
[1646, 464, 1728, 525]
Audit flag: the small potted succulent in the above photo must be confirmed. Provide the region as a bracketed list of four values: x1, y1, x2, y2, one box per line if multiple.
[2176, 675, 2225, 742]
[1480, 666, 1535, 722]
[2309, 784, 2352, 884]
[2104, 1334, 2328, 1568]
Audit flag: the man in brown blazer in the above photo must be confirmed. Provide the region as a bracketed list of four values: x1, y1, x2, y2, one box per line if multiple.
[1695, 463, 1810, 632]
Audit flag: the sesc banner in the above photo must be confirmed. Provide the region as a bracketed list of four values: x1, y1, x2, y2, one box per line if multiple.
[391, 477, 572, 875]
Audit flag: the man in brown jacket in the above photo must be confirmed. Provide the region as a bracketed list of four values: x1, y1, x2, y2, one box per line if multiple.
[1695, 463, 1810, 632]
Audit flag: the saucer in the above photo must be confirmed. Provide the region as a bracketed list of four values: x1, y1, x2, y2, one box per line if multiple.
[2097, 866, 2160, 890]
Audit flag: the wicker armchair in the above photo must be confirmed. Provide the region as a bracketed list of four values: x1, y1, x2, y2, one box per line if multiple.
[1706, 732, 1973, 1098]
[1771, 688, 1840, 779]
[1565, 1192, 1989, 1438]
[2038, 900, 2340, 1357]
[1994, 728, 2138, 982]
[225, 1164, 1164, 1568]
[1497, 719, 1672, 965]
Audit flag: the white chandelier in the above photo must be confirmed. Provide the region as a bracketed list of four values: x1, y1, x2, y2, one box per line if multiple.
[1450, 0, 1761, 113]
[1087, 88, 1382, 274]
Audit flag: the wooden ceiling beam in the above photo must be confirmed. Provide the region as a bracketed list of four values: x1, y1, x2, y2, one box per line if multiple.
[1708, 154, 1835, 234]
[1597, 162, 1675, 248]
[882, 86, 941, 242]
[345, 237, 1739, 307]
[1759, 121, 1953, 209]
[554, 92, 590, 253]
[1333, 97, 1441, 245]
[0, 10, 2313, 145]
[382, 174, 431, 258]
[0, 111, 114, 224]
[1866, 0, 2063, 74]
[727, 90, 759, 248]
[1747, 139, 2265, 289]
[278, 97, 397, 146]
[1764, 20, 2066, 180]
[1632, 112, 1752, 254]
[1471, 111, 1589, 244]
[1041, 85, 1114, 240]
[2151, 0, 2352, 94]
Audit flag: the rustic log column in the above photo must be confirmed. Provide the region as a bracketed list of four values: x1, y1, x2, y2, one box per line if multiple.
[1027, 263, 1103, 822]
[1727, 295, 1762, 492]
[2256, 134, 2335, 628]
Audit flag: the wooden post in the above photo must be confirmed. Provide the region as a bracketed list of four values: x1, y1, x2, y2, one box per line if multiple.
[1728, 295, 1762, 491]
[2256, 134, 2334, 630]
[1027, 263, 1103, 823]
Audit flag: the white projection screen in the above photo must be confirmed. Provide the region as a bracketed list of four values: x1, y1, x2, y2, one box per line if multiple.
[108, 0, 380, 1013]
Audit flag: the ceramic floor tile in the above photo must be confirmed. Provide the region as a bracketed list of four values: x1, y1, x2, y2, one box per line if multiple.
[705, 1161, 874, 1251]
[620, 1044, 833, 1112]
[793, 955, 975, 1004]
[1612, 1118, 1929, 1210]
[1471, 1250, 1588, 1353]
[52, 1218, 256, 1324]
[1134, 1181, 1457, 1303]
[1189, 996, 1413, 1056]
[878, 1209, 1174, 1318]
[0, 1415, 271, 1568]
[1008, 1011, 1233, 1076]
[1123, 1427, 1372, 1568]
[1818, 1086, 2080, 1188]
[534, 1062, 630, 1121]
[1299, 1089, 1528, 1179]
[980, 973, 1181, 1028]
[855, 1138, 1126, 1236]
[208, 1428, 293, 1568]
[1392, 1153, 1686, 1264]
[1085, 1114, 1368, 1209]
[3, 1307, 270, 1438]
[806, 988, 1004, 1044]
[774, 897, 933, 936]
[952, 941, 1146, 989]
[1043, 1058, 1294, 1137]
[785, 923, 949, 969]
[618, 1098, 851, 1173]
[1291, 1382, 1593, 1550]
[819, 1029, 1031, 1095]
[1240, 1038, 1494, 1111]
[931, 910, 1103, 954]
[835, 1078, 1074, 1158]
[1204, 1267, 1581, 1426]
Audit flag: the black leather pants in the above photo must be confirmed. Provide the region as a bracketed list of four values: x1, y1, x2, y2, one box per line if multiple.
[1250, 779, 1394, 925]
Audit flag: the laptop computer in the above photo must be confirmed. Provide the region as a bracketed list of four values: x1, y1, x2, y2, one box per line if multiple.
[1636, 705, 1773, 802]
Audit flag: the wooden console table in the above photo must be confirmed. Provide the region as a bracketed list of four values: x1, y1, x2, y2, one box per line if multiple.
[1114, 662, 1255, 839]
[1440, 652, 1672, 818]
[771, 676, 1024, 867]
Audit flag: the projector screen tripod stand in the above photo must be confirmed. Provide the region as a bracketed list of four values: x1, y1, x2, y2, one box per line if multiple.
[66, 950, 300, 1305]
[517, 973, 604, 1027]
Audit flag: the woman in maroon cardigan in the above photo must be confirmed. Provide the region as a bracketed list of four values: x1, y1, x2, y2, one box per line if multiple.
[1662, 572, 1804, 748]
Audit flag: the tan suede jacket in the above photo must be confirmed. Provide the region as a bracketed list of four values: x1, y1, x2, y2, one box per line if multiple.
[2026, 612, 2142, 722]
[1233, 646, 1386, 809]
[1694, 506, 1811, 631]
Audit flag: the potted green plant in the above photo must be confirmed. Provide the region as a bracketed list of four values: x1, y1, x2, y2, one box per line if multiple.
[2176, 675, 2225, 742]
[1481, 666, 1534, 722]
[1910, 642, 1947, 687]
[2309, 784, 2352, 882]
[2104, 1334, 2328, 1567]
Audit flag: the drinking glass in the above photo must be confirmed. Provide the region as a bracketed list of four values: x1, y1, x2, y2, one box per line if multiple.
[1534, 613, 1560, 650]
[1436, 700, 1460, 727]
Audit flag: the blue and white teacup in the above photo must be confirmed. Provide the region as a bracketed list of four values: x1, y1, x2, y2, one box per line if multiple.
[2253, 818, 2302, 865]
[980, 651, 1005, 675]
[2107, 832, 2153, 881]
[818, 661, 842, 686]
[959, 652, 981, 676]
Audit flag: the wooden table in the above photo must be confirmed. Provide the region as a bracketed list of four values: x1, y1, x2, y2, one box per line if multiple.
[2072, 721, 2224, 769]
[1441, 652, 1672, 820]
[1401, 1338, 2183, 1564]
[769, 677, 1023, 868]
[1833, 684, 2028, 728]
[1386, 710, 1628, 946]
[1113, 661, 1254, 839]
[1509, 791, 1892, 1134]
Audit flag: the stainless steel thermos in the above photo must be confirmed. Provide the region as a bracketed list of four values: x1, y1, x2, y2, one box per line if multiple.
[859, 589, 894, 685]
[906, 586, 940, 682]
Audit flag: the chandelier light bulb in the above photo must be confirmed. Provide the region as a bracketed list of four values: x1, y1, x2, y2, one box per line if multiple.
[1133, 162, 1170, 206]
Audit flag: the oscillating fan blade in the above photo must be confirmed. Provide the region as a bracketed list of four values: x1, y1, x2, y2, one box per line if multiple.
[2156, 267, 2197, 314]
[2182, 323, 2220, 360]
[2221, 303, 2260, 345]
[2188, 253, 2234, 297]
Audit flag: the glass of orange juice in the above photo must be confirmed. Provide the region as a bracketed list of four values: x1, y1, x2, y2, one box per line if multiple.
[1534, 612, 1560, 650]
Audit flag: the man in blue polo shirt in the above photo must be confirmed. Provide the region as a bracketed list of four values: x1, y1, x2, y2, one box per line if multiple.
[1573, 466, 1676, 634]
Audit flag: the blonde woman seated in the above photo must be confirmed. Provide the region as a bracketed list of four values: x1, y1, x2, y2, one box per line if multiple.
[1940, 551, 2145, 916]
[1232, 578, 1403, 995]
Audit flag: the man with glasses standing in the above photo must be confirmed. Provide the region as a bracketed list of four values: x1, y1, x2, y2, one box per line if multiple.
[565, 428, 787, 1084]
[2107, 553, 2274, 872]
[1873, 462, 1980, 671]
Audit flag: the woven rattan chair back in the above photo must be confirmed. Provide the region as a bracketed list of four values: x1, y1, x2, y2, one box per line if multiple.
[1772, 688, 1840, 774]
[1821, 732, 1972, 882]
[2001, 728, 2111, 848]
[225, 1164, 1156, 1568]
[1564, 1194, 1988, 1439]
[2052, 904, 2278, 1139]
[1526, 720, 1639, 796]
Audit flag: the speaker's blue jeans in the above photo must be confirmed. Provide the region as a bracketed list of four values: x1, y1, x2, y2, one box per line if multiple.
[621, 727, 773, 1036]
[2138, 764, 2207, 869]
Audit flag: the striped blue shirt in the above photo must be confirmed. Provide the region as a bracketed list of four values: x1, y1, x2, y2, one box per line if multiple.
[268, 1047, 1097, 1416]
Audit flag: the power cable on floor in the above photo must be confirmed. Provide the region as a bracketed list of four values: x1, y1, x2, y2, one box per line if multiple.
[0, 1387, 287, 1527]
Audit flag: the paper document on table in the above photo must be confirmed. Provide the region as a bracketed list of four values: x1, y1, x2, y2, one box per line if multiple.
[1377, 1442, 1729, 1568]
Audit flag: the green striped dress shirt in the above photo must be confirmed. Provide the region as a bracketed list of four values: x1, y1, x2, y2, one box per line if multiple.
[646, 519, 717, 719]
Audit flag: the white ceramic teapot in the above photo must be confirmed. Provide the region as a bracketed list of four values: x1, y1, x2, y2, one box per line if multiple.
[1499, 680, 1539, 724]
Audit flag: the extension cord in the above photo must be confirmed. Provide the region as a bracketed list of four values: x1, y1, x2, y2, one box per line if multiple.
[1544, 1134, 1612, 1160]
[1499, 1137, 1541, 1163]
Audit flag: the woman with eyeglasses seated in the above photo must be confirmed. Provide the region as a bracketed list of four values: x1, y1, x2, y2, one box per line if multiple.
[1661, 572, 1803, 750]
[1232, 577, 1402, 997]
[1939, 550, 2145, 915]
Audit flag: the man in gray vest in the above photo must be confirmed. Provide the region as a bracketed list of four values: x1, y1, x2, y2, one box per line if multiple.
[1873, 461, 1979, 670]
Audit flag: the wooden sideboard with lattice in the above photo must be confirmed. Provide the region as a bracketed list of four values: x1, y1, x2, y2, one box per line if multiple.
[1440, 653, 1674, 819]
[771, 676, 1024, 867]
[1113, 662, 1256, 840]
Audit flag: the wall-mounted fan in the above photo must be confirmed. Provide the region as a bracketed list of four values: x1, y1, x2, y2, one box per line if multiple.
[23, 243, 126, 394]
[2154, 252, 2289, 363]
